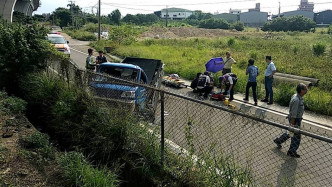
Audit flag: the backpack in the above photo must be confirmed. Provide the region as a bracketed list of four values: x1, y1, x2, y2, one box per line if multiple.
[197, 75, 207, 89]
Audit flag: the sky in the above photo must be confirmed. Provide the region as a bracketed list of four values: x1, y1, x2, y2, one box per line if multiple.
[35, 0, 332, 16]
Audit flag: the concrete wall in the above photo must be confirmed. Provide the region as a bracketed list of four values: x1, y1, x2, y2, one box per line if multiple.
[214, 13, 239, 23]
[0, 0, 18, 22]
[283, 10, 314, 20]
[240, 11, 268, 27]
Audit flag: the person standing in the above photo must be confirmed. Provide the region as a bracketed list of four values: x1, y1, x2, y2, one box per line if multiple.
[219, 73, 238, 101]
[243, 59, 259, 106]
[86, 48, 96, 70]
[261, 56, 276, 105]
[222, 51, 237, 75]
[273, 83, 308, 158]
[96, 50, 108, 65]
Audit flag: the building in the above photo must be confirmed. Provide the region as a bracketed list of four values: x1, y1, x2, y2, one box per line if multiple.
[157, 8, 193, 20]
[240, 11, 268, 27]
[229, 9, 241, 14]
[282, 10, 314, 20]
[249, 3, 260, 12]
[315, 10, 332, 25]
[214, 13, 239, 23]
[298, 0, 314, 12]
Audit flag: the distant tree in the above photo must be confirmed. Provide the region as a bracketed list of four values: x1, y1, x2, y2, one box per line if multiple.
[52, 7, 71, 28]
[109, 9, 121, 25]
[122, 13, 159, 25]
[199, 18, 230, 29]
[261, 15, 315, 32]
[122, 14, 139, 24]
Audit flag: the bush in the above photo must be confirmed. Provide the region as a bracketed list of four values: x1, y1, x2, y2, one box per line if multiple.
[328, 24, 332, 35]
[227, 38, 235, 47]
[231, 21, 244, 31]
[65, 30, 97, 41]
[0, 92, 27, 114]
[313, 42, 326, 56]
[20, 131, 55, 160]
[0, 20, 56, 94]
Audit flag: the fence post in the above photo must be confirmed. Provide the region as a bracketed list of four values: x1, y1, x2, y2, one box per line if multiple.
[160, 91, 165, 166]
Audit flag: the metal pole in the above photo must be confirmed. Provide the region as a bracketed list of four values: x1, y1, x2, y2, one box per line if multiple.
[160, 91, 165, 166]
[98, 0, 101, 40]
[165, 5, 168, 27]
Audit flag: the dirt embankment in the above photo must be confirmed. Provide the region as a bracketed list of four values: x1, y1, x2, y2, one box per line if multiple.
[0, 115, 61, 186]
[140, 27, 265, 39]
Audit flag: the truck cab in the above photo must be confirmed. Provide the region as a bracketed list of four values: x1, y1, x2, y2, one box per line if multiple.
[89, 57, 163, 112]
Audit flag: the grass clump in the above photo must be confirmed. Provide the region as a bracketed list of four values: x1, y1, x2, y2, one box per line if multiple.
[312, 42, 326, 56]
[57, 152, 118, 187]
[0, 91, 27, 115]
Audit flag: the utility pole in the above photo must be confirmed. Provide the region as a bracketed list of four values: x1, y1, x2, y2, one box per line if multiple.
[98, 0, 101, 40]
[278, 2, 281, 17]
[68, 0, 75, 27]
[165, 5, 168, 27]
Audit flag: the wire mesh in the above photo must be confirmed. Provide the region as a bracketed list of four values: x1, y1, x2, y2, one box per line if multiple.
[49, 60, 332, 186]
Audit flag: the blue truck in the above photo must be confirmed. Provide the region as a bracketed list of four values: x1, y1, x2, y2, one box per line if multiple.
[89, 57, 163, 112]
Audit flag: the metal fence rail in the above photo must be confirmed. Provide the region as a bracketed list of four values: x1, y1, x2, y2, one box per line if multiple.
[48, 60, 332, 186]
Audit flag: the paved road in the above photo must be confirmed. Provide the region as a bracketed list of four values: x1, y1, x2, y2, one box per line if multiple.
[63, 33, 332, 186]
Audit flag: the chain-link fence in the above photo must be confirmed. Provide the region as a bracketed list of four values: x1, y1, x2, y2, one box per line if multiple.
[48, 60, 332, 186]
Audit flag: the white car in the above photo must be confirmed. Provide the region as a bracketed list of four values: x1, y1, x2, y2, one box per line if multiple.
[47, 34, 71, 57]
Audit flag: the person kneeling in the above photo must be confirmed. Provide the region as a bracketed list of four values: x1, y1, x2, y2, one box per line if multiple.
[197, 71, 213, 98]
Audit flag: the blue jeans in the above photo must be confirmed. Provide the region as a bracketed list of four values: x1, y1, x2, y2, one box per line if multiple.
[264, 76, 274, 102]
[275, 118, 302, 153]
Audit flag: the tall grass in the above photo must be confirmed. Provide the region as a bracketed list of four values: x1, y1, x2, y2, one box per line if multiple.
[111, 34, 332, 115]
[57, 152, 118, 187]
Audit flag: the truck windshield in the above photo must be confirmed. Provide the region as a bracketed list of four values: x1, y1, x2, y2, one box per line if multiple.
[99, 66, 138, 81]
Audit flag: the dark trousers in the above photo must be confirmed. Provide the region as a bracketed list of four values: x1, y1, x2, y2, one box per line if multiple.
[222, 68, 231, 75]
[198, 86, 213, 97]
[223, 80, 237, 100]
[245, 82, 257, 102]
[275, 118, 302, 153]
[264, 76, 274, 102]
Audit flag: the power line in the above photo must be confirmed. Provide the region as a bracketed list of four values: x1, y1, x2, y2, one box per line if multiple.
[102, 0, 257, 7]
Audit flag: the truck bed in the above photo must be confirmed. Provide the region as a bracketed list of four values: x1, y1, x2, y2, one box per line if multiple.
[121, 57, 163, 86]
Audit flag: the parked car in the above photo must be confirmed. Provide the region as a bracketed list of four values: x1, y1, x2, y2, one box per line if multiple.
[47, 34, 70, 57]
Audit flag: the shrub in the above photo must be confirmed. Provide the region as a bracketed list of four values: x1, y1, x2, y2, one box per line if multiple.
[231, 21, 244, 31]
[0, 92, 27, 114]
[20, 131, 55, 160]
[313, 42, 326, 56]
[328, 24, 332, 35]
[199, 18, 230, 29]
[227, 38, 235, 47]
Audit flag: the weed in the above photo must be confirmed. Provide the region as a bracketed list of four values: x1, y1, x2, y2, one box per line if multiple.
[227, 38, 236, 47]
[313, 42, 326, 56]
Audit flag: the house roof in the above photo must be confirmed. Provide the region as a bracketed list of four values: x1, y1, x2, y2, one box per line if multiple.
[160, 7, 193, 12]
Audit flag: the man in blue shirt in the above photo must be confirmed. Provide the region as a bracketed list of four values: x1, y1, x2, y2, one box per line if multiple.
[243, 59, 259, 106]
[261, 56, 276, 105]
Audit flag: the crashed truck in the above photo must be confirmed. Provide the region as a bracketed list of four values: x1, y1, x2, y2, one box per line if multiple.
[89, 57, 163, 114]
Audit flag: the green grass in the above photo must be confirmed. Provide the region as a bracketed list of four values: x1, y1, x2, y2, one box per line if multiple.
[57, 152, 118, 187]
[110, 32, 332, 115]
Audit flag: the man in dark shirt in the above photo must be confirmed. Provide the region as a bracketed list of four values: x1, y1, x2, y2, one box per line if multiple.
[96, 51, 107, 64]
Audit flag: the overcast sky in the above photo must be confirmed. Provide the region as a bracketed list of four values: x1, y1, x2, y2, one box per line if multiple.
[35, 0, 332, 16]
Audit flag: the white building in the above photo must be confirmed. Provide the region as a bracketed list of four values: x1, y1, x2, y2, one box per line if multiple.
[159, 8, 193, 20]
